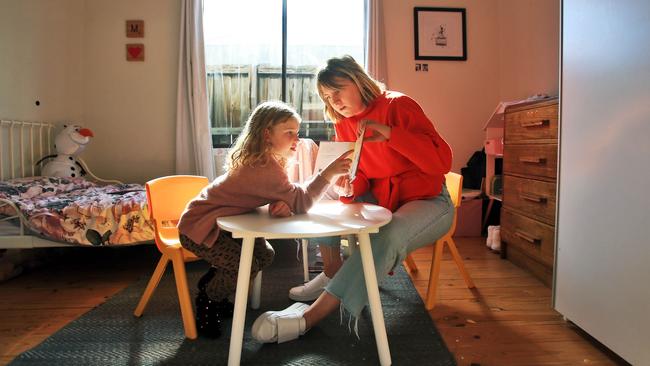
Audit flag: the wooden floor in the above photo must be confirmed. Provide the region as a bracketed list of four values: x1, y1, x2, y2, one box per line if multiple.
[0, 238, 627, 366]
[408, 237, 626, 366]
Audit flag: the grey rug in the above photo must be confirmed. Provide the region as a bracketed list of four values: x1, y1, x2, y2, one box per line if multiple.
[10, 240, 455, 365]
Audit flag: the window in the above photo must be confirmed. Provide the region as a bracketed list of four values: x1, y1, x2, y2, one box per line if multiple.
[203, 0, 365, 147]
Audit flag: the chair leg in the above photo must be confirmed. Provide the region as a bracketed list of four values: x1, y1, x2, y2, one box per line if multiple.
[404, 254, 418, 273]
[347, 234, 358, 254]
[482, 198, 495, 232]
[170, 248, 198, 340]
[425, 239, 445, 310]
[301, 239, 309, 282]
[447, 237, 475, 289]
[133, 254, 170, 317]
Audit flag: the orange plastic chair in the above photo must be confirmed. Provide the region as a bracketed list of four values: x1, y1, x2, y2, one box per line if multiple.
[133, 175, 209, 339]
[404, 172, 476, 310]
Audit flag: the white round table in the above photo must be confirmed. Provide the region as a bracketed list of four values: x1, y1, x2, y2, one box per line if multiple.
[217, 200, 393, 366]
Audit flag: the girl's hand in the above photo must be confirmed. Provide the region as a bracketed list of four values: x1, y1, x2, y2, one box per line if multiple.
[321, 150, 353, 183]
[269, 201, 292, 217]
[333, 175, 353, 197]
[362, 119, 391, 142]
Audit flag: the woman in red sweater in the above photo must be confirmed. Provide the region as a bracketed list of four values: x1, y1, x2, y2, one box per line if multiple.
[252, 56, 455, 343]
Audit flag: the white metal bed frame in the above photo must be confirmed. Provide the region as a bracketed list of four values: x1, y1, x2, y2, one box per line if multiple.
[0, 119, 122, 249]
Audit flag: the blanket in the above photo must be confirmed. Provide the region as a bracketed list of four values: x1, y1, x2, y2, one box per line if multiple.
[0, 177, 154, 246]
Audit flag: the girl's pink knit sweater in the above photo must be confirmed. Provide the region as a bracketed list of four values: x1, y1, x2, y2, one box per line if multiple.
[178, 157, 329, 248]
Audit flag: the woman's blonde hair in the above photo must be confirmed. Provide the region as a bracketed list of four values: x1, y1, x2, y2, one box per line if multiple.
[227, 101, 300, 172]
[317, 55, 384, 122]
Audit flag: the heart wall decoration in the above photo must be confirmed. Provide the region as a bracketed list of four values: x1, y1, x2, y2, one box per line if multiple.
[126, 44, 144, 61]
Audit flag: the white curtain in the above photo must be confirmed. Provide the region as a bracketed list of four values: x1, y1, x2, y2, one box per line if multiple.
[176, 0, 216, 180]
[365, 0, 388, 87]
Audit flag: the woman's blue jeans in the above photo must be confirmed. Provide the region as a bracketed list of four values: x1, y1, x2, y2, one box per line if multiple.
[313, 186, 454, 317]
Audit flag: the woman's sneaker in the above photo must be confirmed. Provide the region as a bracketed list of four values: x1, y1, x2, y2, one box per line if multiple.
[251, 302, 309, 343]
[288, 272, 330, 301]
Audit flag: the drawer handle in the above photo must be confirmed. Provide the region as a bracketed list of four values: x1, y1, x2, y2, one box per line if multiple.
[519, 156, 547, 164]
[520, 119, 550, 128]
[514, 230, 542, 245]
[519, 192, 548, 203]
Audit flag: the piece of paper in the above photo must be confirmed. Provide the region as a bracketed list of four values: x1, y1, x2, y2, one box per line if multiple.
[313, 141, 354, 175]
[314, 122, 365, 182]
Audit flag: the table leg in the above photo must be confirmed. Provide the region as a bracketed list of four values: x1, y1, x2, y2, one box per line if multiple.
[302, 239, 309, 282]
[228, 236, 255, 366]
[357, 233, 392, 366]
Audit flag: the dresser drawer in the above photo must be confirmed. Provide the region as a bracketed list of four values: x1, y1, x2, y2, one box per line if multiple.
[506, 245, 553, 287]
[503, 175, 556, 225]
[501, 208, 555, 267]
[503, 144, 557, 179]
[504, 103, 558, 142]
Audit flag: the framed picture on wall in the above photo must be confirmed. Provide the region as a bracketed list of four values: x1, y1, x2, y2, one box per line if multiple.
[414, 7, 467, 61]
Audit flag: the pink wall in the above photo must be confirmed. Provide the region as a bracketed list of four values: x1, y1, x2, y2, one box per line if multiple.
[0, 0, 559, 183]
[383, 0, 559, 173]
[498, 0, 560, 100]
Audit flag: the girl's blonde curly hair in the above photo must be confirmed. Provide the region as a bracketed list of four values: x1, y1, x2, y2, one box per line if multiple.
[227, 101, 300, 172]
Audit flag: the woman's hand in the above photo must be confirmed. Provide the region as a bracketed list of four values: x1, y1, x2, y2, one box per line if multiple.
[333, 175, 353, 197]
[320, 150, 353, 183]
[269, 201, 292, 217]
[362, 119, 391, 142]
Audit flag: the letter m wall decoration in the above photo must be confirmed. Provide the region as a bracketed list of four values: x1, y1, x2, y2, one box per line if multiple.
[126, 20, 144, 62]
[126, 20, 144, 37]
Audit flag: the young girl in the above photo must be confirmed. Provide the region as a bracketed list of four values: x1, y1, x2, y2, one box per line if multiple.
[177, 101, 351, 338]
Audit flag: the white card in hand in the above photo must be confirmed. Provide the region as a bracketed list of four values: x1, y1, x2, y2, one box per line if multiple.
[313, 122, 365, 182]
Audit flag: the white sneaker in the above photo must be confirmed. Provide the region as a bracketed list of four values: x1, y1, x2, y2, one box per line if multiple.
[491, 226, 501, 251]
[288, 272, 330, 301]
[251, 302, 308, 343]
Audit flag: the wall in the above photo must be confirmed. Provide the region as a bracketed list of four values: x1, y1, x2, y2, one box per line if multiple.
[0, 0, 179, 184]
[0, 0, 558, 182]
[82, 0, 179, 183]
[383, 0, 559, 173]
[383, 0, 499, 173]
[0, 0, 85, 123]
[498, 0, 560, 100]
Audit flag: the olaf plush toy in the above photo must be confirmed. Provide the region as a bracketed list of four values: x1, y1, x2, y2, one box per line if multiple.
[39, 125, 94, 178]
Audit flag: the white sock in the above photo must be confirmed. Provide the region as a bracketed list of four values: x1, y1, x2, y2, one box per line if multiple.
[299, 317, 307, 335]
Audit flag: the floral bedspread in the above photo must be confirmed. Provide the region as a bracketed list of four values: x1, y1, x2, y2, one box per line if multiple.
[0, 177, 154, 246]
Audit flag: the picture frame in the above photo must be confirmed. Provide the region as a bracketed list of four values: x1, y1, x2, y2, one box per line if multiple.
[414, 7, 466, 61]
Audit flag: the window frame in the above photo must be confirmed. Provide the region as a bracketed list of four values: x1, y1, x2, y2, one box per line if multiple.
[205, 0, 365, 148]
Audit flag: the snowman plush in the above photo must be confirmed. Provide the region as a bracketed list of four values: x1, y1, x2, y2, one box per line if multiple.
[39, 125, 94, 178]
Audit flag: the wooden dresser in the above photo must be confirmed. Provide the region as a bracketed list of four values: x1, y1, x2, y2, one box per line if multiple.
[501, 97, 559, 286]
